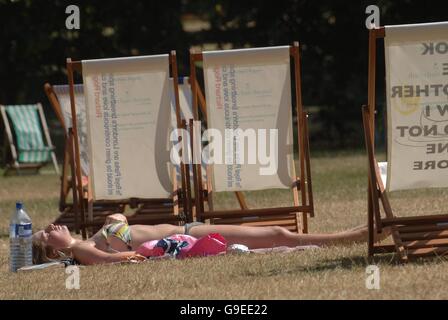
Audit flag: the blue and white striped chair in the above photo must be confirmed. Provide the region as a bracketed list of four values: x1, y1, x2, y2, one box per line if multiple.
[0, 103, 59, 175]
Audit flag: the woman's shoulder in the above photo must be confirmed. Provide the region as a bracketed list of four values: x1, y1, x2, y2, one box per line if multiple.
[73, 238, 97, 251]
[70, 239, 112, 265]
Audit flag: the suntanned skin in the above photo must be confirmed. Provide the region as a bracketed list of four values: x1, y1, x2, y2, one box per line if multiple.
[33, 213, 389, 265]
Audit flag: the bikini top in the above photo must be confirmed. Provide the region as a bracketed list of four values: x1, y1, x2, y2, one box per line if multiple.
[101, 222, 132, 252]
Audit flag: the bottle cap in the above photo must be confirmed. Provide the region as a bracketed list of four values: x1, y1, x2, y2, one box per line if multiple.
[16, 202, 23, 210]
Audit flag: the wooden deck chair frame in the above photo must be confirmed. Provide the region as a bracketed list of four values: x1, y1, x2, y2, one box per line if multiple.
[44, 83, 127, 233]
[189, 42, 314, 233]
[0, 103, 59, 176]
[364, 27, 448, 262]
[66, 52, 193, 238]
[185, 77, 251, 219]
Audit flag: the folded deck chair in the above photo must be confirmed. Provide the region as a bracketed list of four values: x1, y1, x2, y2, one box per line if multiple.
[0, 103, 59, 176]
[44, 83, 126, 233]
[364, 22, 448, 261]
[66, 53, 191, 238]
[189, 43, 314, 233]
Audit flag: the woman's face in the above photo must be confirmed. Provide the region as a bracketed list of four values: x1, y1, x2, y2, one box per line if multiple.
[33, 224, 72, 250]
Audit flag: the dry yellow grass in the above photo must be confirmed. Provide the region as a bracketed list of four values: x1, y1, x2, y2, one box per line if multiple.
[1, 153, 448, 300]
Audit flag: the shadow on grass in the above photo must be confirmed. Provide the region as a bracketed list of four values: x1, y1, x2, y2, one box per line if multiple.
[302, 255, 400, 272]
[299, 254, 448, 274]
[244, 252, 448, 278]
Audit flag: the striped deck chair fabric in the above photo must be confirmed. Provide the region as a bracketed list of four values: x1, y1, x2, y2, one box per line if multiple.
[4, 104, 53, 163]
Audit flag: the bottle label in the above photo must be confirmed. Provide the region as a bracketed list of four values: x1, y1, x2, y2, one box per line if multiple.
[10, 223, 32, 238]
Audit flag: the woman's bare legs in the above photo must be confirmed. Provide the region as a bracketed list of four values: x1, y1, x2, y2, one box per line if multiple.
[188, 224, 381, 249]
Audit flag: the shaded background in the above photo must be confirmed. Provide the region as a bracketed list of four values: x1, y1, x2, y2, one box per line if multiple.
[1, 0, 447, 158]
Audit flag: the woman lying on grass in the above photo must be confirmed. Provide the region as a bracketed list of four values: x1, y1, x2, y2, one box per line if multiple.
[32, 213, 388, 265]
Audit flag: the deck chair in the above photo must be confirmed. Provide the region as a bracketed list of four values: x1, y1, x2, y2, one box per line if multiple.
[364, 22, 448, 261]
[44, 83, 126, 231]
[172, 77, 250, 221]
[189, 43, 314, 233]
[45, 77, 202, 234]
[0, 103, 59, 176]
[66, 52, 192, 238]
[134, 76, 210, 217]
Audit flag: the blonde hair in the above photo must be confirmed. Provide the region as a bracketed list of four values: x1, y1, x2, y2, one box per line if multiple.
[32, 239, 74, 265]
[32, 239, 53, 264]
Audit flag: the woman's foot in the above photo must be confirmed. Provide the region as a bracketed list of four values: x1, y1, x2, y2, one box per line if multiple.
[373, 226, 391, 243]
[347, 224, 391, 243]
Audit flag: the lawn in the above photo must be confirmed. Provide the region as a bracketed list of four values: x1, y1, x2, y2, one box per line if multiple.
[1, 152, 448, 299]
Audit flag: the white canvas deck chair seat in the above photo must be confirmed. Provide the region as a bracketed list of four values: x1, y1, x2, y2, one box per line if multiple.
[0, 103, 59, 176]
[134, 76, 212, 216]
[169, 77, 249, 220]
[189, 43, 314, 233]
[364, 22, 448, 261]
[66, 52, 192, 238]
[44, 83, 126, 233]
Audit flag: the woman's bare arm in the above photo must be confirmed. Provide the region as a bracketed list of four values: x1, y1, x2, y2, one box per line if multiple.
[72, 243, 143, 265]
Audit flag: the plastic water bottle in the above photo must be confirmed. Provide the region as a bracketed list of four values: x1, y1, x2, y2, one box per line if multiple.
[10, 202, 33, 272]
